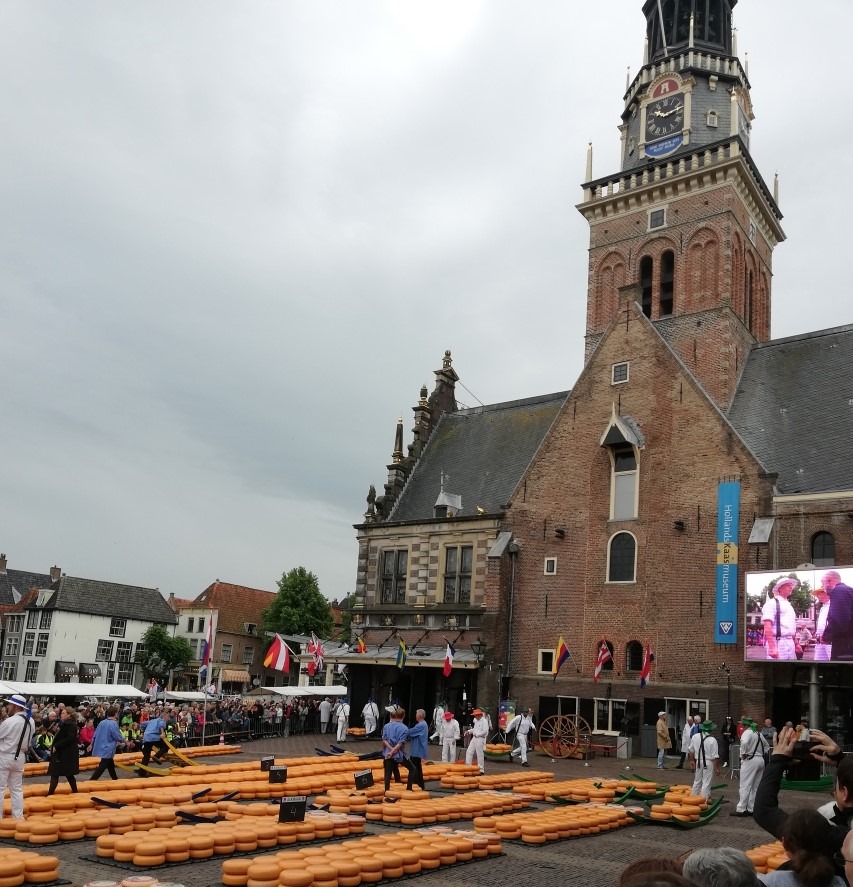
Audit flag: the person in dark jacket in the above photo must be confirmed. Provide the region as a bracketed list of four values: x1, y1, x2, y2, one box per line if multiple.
[46, 708, 79, 794]
[754, 724, 851, 867]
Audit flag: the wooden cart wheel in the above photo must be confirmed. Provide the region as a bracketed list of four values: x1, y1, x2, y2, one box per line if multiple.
[537, 714, 592, 758]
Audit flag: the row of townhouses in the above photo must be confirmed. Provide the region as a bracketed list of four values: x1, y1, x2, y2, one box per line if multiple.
[0, 554, 335, 693]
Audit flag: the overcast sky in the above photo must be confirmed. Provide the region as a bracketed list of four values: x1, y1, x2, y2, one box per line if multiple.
[1, 1, 850, 604]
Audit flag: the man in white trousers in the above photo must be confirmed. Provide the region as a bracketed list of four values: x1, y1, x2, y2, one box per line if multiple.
[0, 695, 34, 819]
[507, 707, 536, 766]
[441, 711, 461, 763]
[465, 708, 489, 774]
[362, 698, 379, 738]
[430, 702, 445, 743]
[335, 698, 351, 742]
[689, 720, 720, 799]
[731, 717, 767, 816]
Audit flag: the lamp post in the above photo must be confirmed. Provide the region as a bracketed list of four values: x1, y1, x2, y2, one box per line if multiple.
[719, 664, 732, 716]
[470, 638, 487, 716]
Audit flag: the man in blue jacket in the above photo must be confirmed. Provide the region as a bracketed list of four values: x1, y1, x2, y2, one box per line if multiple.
[406, 709, 429, 790]
[89, 705, 123, 781]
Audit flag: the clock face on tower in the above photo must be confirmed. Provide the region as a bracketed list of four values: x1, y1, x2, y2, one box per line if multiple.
[646, 93, 685, 141]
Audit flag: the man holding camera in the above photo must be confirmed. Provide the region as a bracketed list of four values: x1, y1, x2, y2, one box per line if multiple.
[754, 724, 852, 856]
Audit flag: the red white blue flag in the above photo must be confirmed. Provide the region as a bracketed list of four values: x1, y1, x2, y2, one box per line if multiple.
[593, 641, 612, 683]
[640, 645, 655, 687]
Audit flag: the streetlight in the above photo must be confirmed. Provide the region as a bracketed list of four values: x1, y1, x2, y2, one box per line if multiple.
[470, 638, 487, 664]
[719, 663, 732, 716]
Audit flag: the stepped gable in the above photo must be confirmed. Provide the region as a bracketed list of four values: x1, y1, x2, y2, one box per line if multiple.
[727, 324, 853, 495]
[389, 391, 567, 522]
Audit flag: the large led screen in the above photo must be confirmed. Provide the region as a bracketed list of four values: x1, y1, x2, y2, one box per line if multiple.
[744, 567, 853, 663]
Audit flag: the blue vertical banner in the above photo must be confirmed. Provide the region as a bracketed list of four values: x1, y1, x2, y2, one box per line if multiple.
[715, 481, 741, 644]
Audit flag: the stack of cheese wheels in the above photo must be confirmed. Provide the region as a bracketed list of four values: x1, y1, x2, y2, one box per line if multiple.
[221, 829, 502, 887]
[648, 788, 708, 822]
[92, 810, 365, 868]
[519, 777, 662, 803]
[364, 790, 528, 825]
[21, 854, 60, 885]
[0, 852, 25, 887]
[744, 840, 788, 874]
[473, 803, 631, 844]
[484, 743, 513, 755]
[440, 769, 552, 791]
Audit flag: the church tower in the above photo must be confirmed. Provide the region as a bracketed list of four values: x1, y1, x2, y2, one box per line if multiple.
[579, 0, 785, 408]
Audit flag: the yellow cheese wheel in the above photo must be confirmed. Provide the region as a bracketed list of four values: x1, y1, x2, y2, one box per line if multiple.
[22, 872, 59, 885]
[278, 872, 313, 887]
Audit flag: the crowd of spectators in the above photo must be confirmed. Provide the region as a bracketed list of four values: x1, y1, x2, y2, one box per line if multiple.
[0, 695, 348, 762]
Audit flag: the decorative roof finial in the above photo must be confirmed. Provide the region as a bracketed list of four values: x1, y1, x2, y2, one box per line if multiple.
[392, 417, 404, 464]
[442, 350, 453, 370]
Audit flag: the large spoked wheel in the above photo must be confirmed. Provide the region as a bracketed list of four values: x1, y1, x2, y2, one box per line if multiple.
[537, 714, 592, 758]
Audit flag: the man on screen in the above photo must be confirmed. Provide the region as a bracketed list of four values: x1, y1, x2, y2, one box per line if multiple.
[812, 584, 833, 661]
[822, 570, 853, 661]
[761, 577, 799, 660]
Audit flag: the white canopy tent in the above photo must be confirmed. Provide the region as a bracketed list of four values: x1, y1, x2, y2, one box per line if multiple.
[260, 685, 347, 697]
[0, 682, 147, 699]
[162, 691, 210, 702]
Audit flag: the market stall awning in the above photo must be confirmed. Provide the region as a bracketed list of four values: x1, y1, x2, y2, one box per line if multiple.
[78, 663, 102, 680]
[54, 661, 77, 678]
[0, 682, 147, 699]
[221, 670, 250, 683]
[260, 685, 348, 697]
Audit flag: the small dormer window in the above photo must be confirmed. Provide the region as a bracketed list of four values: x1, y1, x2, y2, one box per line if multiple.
[706, 109, 718, 128]
[246, 623, 257, 636]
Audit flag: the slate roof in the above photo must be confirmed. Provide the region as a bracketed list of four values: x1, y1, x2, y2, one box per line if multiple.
[389, 391, 568, 523]
[192, 581, 277, 634]
[35, 576, 178, 624]
[727, 324, 853, 494]
[0, 570, 54, 607]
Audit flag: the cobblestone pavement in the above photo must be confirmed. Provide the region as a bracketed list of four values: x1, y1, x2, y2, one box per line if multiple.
[24, 734, 825, 887]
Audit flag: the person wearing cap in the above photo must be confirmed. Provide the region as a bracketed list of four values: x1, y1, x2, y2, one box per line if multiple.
[688, 720, 720, 799]
[732, 716, 767, 816]
[655, 711, 670, 770]
[465, 708, 489, 774]
[138, 707, 169, 776]
[441, 710, 460, 763]
[507, 707, 536, 767]
[0, 694, 34, 819]
[762, 577, 800, 660]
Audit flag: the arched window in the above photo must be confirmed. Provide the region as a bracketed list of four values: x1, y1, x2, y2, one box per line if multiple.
[811, 532, 835, 568]
[595, 640, 615, 673]
[625, 641, 644, 672]
[660, 250, 674, 316]
[639, 256, 654, 318]
[607, 532, 637, 583]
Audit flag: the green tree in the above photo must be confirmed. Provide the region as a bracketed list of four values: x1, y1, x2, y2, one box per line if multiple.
[337, 594, 355, 642]
[262, 567, 333, 638]
[135, 625, 193, 684]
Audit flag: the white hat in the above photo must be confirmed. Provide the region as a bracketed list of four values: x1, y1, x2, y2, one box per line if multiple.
[658, 711, 666, 717]
[5, 695, 27, 709]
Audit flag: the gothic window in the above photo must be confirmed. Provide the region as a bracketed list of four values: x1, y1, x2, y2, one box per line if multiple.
[640, 256, 653, 318]
[811, 532, 835, 568]
[380, 549, 408, 605]
[625, 641, 644, 672]
[660, 250, 675, 316]
[607, 532, 637, 583]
